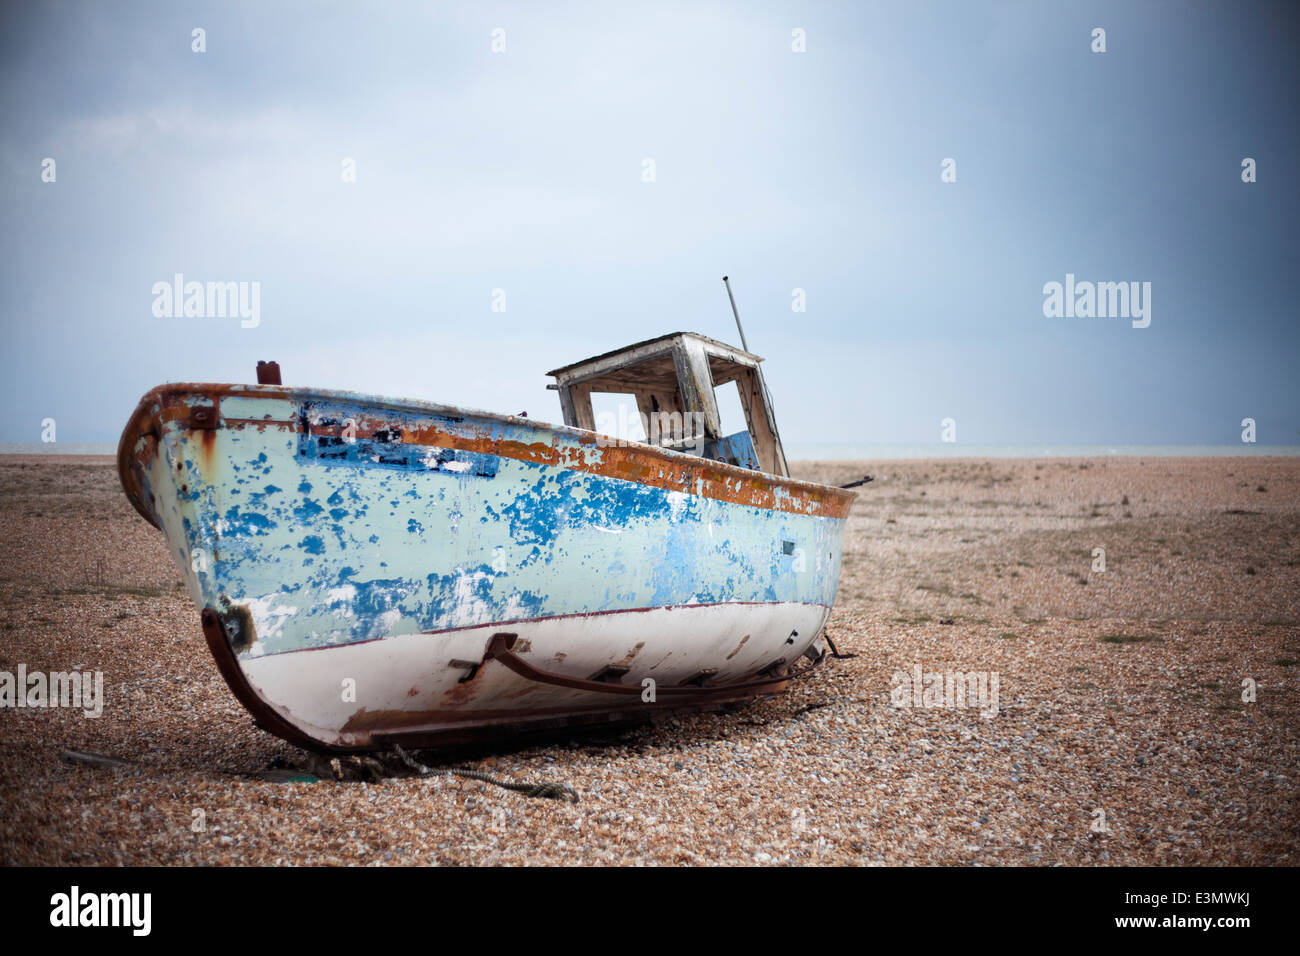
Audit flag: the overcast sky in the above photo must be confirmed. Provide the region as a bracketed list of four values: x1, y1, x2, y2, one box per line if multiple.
[1, 0, 1296, 447]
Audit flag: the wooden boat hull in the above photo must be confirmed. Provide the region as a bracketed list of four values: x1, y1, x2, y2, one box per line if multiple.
[119, 383, 854, 751]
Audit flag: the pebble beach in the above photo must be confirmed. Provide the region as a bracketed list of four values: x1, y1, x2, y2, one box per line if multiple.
[1, 454, 1296, 866]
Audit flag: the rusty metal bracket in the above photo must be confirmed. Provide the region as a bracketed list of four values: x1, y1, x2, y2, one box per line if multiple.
[188, 405, 219, 430]
[448, 658, 481, 683]
[823, 631, 857, 660]
[482, 632, 823, 698]
[682, 668, 718, 686]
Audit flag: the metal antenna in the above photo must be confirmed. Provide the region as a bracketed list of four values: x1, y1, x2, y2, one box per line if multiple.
[722, 276, 749, 352]
[721, 276, 789, 477]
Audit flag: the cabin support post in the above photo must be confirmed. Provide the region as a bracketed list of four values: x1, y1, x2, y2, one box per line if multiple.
[569, 382, 597, 431]
[672, 340, 721, 442]
[556, 385, 579, 429]
[735, 367, 788, 477]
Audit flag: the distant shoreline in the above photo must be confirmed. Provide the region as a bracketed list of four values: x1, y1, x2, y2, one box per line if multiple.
[4, 441, 1299, 460]
[786, 444, 1300, 459]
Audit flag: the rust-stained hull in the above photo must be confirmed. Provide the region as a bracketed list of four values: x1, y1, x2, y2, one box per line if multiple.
[119, 382, 853, 752]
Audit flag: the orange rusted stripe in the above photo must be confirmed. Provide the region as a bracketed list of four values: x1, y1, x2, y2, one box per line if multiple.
[126, 383, 856, 520]
[304, 417, 854, 519]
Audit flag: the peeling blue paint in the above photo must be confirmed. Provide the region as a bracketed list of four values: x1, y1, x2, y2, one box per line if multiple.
[141, 391, 847, 658]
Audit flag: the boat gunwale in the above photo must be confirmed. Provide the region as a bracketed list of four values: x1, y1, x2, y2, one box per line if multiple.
[117, 381, 857, 528]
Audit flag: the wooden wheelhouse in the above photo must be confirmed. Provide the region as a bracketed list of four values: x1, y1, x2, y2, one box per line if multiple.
[547, 332, 789, 477]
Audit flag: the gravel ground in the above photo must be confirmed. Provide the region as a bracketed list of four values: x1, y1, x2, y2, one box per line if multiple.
[1, 454, 1296, 865]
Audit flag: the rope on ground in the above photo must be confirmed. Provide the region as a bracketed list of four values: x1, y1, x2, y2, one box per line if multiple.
[392, 743, 579, 802]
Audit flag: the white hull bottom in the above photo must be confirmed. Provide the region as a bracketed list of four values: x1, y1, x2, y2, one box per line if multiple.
[239, 601, 831, 749]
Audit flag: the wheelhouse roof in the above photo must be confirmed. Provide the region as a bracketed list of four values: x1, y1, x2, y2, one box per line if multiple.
[546, 332, 764, 392]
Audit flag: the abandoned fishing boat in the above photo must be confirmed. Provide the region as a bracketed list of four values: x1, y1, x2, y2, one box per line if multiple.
[118, 330, 856, 752]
